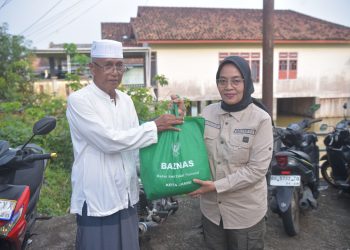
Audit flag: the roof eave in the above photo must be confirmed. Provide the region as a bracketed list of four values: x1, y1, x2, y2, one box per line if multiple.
[32, 46, 150, 55]
[137, 39, 350, 45]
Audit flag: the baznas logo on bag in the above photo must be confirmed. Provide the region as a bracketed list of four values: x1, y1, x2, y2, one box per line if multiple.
[172, 143, 181, 157]
[160, 160, 194, 170]
[140, 116, 211, 200]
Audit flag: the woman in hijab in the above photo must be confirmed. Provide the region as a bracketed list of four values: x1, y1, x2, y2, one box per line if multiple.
[189, 56, 273, 250]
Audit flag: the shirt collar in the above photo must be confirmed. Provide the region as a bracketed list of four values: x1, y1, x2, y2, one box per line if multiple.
[217, 103, 252, 121]
[90, 82, 119, 100]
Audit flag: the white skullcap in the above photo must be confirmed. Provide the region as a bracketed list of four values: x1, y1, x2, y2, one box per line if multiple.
[90, 39, 123, 59]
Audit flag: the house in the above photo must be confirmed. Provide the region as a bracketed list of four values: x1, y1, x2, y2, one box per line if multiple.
[31, 6, 350, 118]
[101, 6, 350, 118]
[32, 39, 151, 97]
[32, 43, 91, 97]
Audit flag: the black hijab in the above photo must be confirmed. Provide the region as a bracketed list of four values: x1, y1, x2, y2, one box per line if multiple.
[216, 56, 254, 112]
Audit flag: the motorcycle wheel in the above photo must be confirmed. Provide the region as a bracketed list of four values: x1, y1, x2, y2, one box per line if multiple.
[281, 189, 300, 236]
[321, 161, 337, 188]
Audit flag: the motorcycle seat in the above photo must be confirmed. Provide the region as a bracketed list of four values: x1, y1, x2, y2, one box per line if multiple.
[288, 149, 311, 163]
[0, 140, 10, 156]
[0, 148, 17, 167]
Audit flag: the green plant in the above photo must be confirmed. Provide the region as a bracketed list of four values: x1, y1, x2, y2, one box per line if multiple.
[0, 23, 34, 102]
[0, 101, 22, 113]
[38, 166, 71, 215]
[63, 43, 77, 56]
[65, 73, 83, 91]
[153, 74, 169, 87]
[119, 86, 170, 121]
[63, 43, 90, 91]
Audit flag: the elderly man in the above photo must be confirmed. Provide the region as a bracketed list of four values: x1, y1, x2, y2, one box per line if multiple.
[66, 39, 183, 250]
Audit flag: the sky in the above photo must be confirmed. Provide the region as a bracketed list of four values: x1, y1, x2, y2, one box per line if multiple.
[1, 0, 350, 49]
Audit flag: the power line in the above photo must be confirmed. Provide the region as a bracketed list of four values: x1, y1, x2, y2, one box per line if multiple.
[25, 0, 86, 38]
[20, 0, 64, 35]
[35, 0, 102, 44]
[30, 0, 97, 40]
[0, 0, 14, 11]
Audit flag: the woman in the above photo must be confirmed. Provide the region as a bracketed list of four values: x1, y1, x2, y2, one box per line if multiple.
[189, 56, 273, 250]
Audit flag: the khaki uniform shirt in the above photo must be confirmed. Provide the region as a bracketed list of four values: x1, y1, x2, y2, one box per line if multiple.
[200, 103, 273, 229]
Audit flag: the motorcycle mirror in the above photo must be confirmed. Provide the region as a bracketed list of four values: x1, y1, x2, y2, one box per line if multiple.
[319, 124, 328, 131]
[33, 116, 57, 135]
[21, 117, 57, 150]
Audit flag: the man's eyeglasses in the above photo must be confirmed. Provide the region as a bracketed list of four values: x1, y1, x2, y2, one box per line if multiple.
[216, 77, 244, 87]
[93, 62, 126, 73]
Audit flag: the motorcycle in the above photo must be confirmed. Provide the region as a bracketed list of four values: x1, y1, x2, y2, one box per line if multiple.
[269, 117, 322, 236]
[0, 117, 57, 250]
[137, 179, 179, 234]
[320, 103, 350, 193]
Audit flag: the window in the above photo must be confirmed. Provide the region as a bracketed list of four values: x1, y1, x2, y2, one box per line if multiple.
[219, 52, 261, 83]
[279, 52, 298, 80]
[251, 60, 260, 83]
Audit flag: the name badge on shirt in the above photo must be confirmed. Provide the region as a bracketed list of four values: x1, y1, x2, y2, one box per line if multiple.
[233, 128, 256, 135]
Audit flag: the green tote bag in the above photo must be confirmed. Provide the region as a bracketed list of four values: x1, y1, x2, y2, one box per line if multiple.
[140, 106, 211, 199]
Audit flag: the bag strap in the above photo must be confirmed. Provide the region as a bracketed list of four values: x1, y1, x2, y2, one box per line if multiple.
[170, 103, 179, 117]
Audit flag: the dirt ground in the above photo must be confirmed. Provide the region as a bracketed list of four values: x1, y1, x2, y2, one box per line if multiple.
[28, 180, 350, 250]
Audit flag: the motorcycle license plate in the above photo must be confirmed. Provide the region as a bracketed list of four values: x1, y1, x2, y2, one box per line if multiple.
[270, 175, 301, 186]
[0, 199, 17, 220]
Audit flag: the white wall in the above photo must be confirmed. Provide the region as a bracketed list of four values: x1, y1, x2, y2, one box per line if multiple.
[153, 44, 263, 101]
[274, 44, 350, 98]
[34, 78, 90, 97]
[152, 43, 350, 102]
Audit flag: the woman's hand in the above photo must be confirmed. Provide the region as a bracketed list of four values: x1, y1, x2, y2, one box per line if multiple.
[170, 94, 186, 117]
[188, 179, 216, 198]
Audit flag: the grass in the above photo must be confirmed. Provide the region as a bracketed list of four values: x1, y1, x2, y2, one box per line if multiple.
[38, 164, 72, 216]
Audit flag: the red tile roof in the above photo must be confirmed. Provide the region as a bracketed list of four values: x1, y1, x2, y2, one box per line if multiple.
[124, 6, 350, 43]
[101, 22, 139, 46]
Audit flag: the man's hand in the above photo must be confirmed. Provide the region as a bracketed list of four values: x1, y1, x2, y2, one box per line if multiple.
[154, 114, 183, 132]
[188, 179, 216, 198]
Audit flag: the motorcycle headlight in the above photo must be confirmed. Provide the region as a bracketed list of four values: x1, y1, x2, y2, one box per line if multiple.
[0, 206, 23, 237]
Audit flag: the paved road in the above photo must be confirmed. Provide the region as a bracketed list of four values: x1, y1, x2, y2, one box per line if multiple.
[28, 181, 350, 250]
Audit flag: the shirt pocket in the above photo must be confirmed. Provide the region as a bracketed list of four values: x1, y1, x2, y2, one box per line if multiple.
[204, 126, 220, 156]
[228, 134, 253, 164]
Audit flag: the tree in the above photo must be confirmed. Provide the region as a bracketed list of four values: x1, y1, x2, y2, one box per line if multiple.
[63, 43, 89, 91]
[0, 23, 34, 102]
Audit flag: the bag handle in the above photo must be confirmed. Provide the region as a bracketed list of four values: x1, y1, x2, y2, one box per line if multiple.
[170, 103, 179, 117]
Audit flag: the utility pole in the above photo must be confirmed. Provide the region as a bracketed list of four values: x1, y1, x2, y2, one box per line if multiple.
[67, 54, 72, 74]
[262, 0, 274, 116]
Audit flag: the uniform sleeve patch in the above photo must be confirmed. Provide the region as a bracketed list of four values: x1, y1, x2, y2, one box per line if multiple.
[205, 120, 221, 129]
